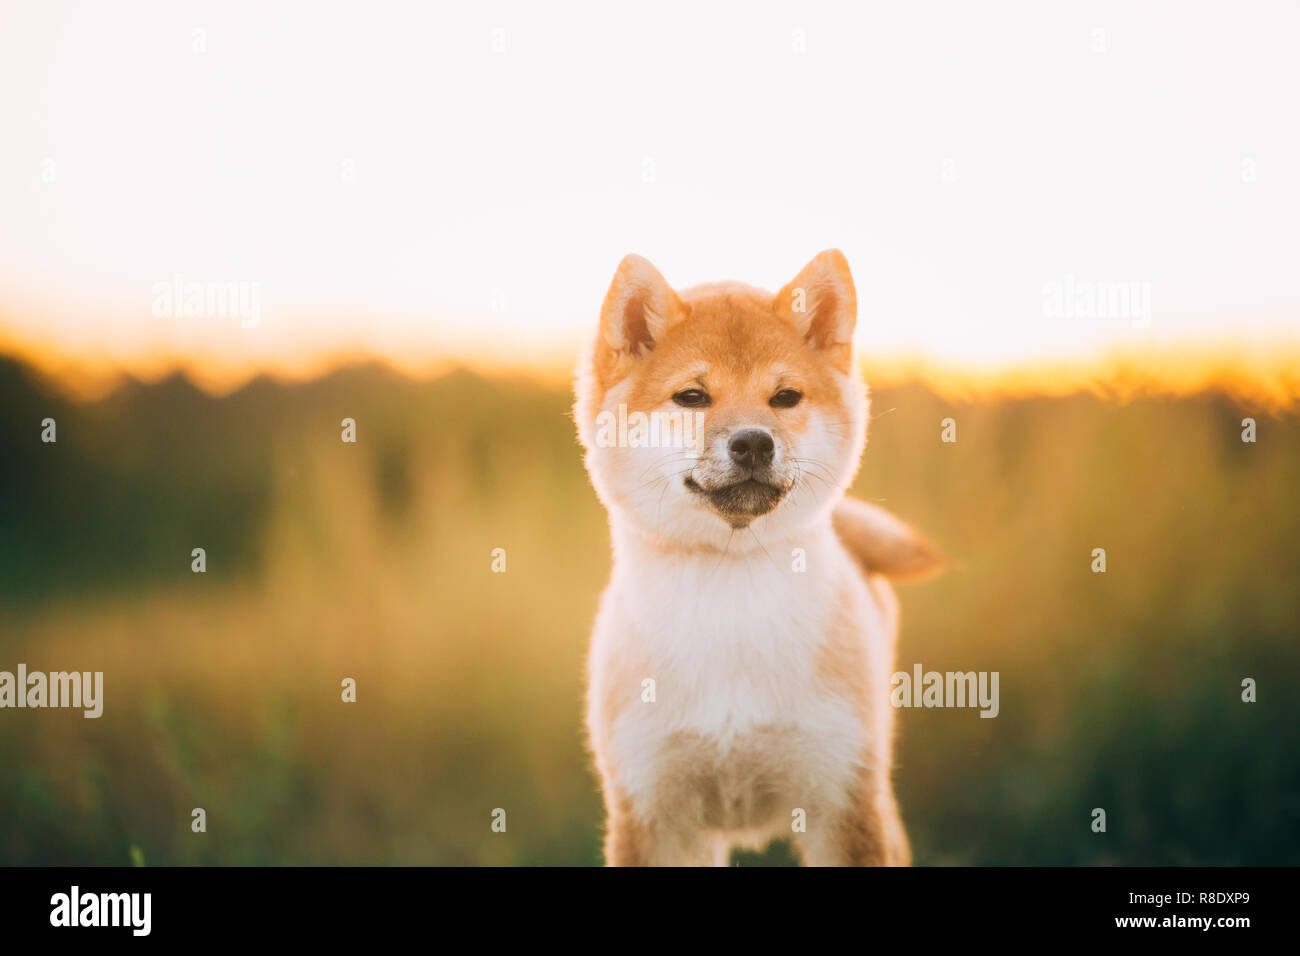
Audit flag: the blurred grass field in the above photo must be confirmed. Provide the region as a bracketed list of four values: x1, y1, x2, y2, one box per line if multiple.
[1, 354, 1297, 865]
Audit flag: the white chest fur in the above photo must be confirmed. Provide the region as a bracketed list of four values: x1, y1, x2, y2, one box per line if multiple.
[588, 521, 883, 830]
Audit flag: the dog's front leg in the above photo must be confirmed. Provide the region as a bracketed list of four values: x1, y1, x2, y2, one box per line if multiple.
[797, 766, 909, 866]
[602, 786, 712, 866]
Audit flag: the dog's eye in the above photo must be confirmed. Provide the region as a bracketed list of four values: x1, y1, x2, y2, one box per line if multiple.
[770, 389, 802, 408]
[672, 389, 710, 407]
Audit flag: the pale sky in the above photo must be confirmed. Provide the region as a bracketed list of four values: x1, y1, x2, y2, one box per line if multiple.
[1, 0, 1297, 386]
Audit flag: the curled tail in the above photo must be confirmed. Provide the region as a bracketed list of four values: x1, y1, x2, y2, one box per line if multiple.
[832, 496, 946, 582]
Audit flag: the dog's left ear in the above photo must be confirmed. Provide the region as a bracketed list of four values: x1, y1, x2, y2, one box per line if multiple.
[775, 250, 858, 362]
[599, 254, 685, 358]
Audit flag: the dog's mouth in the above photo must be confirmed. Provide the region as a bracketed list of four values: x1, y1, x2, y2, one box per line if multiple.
[685, 475, 786, 526]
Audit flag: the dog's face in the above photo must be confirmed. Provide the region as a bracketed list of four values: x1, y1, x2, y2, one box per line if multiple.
[575, 251, 869, 552]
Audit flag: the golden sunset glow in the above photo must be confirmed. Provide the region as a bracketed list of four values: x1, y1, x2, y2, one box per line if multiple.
[1, 1, 1297, 406]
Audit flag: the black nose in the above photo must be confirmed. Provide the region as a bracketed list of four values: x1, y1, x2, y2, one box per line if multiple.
[728, 428, 775, 469]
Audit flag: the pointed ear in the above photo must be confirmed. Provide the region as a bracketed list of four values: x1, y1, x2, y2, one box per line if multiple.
[775, 249, 858, 353]
[599, 254, 684, 358]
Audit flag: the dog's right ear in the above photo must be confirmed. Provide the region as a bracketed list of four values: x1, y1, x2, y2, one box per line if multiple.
[599, 254, 684, 359]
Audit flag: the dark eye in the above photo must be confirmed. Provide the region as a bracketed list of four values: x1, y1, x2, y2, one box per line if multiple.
[672, 389, 710, 407]
[770, 389, 802, 408]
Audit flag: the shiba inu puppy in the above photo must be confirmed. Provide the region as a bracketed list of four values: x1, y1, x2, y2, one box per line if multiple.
[574, 250, 943, 866]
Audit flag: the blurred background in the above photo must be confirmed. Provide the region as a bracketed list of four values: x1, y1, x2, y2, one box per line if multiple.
[2, 359, 1298, 865]
[1, 1, 1298, 864]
